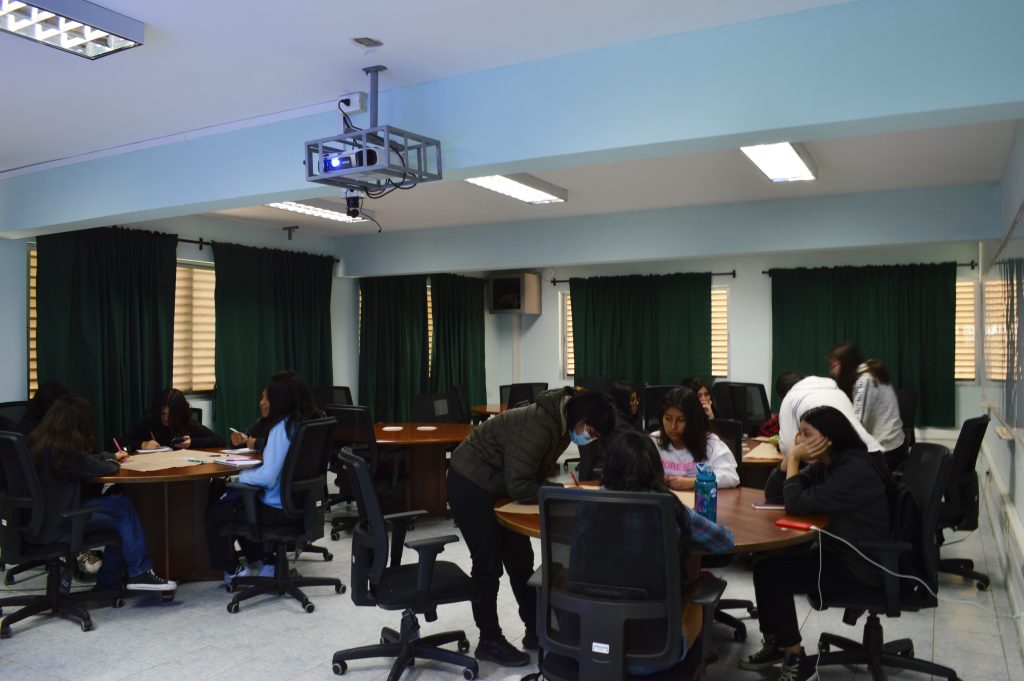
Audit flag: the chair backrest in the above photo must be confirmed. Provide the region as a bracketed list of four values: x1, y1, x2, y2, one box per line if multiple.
[942, 415, 990, 530]
[189, 407, 203, 425]
[710, 382, 771, 436]
[507, 384, 535, 408]
[537, 487, 684, 680]
[574, 377, 612, 395]
[315, 386, 354, 408]
[895, 389, 919, 448]
[277, 417, 336, 522]
[709, 418, 744, 465]
[0, 402, 27, 431]
[641, 384, 676, 431]
[0, 432, 46, 558]
[339, 448, 391, 606]
[411, 393, 463, 423]
[900, 443, 953, 601]
[450, 383, 471, 423]
[324, 405, 379, 478]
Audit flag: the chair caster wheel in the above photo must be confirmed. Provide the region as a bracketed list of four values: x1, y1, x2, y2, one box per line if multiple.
[334, 583, 345, 594]
[463, 668, 477, 679]
[898, 646, 914, 659]
[458, 638, 470, 653]
[333, 661, 347, 675]
[161, 591, 175, 602]
[81, 619, 93, 632]
[324, 552, 334, 561]
[112, 597, 124, 608]
[227, 602, 240, 614]
[977, 581, 989, 591]
[303, 602, 315, 613]
[733, 627, 746, 642]
[330, 532, 340, 541]
[748, 607, 758, 617]
[818, 642, 831, 655]
[0, 625, 10, 639]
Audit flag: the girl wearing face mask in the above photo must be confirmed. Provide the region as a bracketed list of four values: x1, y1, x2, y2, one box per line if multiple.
[230, 387, 272, 451]
[650, 387, 739, 491]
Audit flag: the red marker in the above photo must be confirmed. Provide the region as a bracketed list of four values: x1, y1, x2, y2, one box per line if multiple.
[570, 471, 580, 487]
[775, 519, 814, 531]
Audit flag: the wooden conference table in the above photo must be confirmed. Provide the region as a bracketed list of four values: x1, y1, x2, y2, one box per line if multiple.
[470, 404, 507, 417]
[89, 448, 252, 583]
[375, 422, 475, 518]
[495, 487, 826, 554]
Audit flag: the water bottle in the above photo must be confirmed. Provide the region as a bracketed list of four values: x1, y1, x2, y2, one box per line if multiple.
[694, 462, 718, 522]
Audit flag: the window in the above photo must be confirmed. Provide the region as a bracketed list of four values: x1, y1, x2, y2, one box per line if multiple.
[171, 264, 217, 393]
[710, 285, 729, 378]
[984, 279, 1009, 382]
[954, 280, 976, 381]
[561, 286, 728, 378]
[27, 245, 37, 396]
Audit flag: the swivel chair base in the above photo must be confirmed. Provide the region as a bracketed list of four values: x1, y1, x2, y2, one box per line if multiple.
[938, 557, 990, 591]
[227, 543, 344, 613]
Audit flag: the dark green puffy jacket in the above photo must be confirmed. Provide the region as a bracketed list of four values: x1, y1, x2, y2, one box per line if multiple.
[449, 387, 571, 502]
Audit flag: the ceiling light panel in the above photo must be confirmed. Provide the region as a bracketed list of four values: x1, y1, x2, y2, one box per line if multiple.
[740, 142, 816, 182]
[266, 201, 365, 223]
[0, 0, 143, 59]
[464, 173, 568, 204]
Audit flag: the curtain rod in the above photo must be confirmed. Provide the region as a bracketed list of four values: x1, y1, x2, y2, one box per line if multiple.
[761, 260, 977, 276]
[549, 270, 736, 285]
[176, 236, 340, 263]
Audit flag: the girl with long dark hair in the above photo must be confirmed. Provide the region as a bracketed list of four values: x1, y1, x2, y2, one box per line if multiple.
[127, 388, 224, 451]
[650, 387, 738, 490]
[230, 386, 272, 451]
[740, 406, 891, 680]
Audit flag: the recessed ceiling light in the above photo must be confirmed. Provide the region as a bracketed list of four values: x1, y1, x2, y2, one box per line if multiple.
[266, 201, 365, 223]
[352, 36, 382, 48]
[0, 0, 143, 59]
[464, 173, 568, 204]
[740, 142, 816, 182]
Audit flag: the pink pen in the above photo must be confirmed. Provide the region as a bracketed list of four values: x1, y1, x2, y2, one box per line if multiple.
[112, 437, 124, 452]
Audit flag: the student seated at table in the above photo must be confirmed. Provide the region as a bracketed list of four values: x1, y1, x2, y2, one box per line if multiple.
[610, 379, 642, 430]
[205, 371, 321, 582]
[588, 430, 733, 673]
[827, 342, 907, 471]
[229, 386, 272, 452]
[650, 387, 739, 490]
[30, 396, 177, 592]
[685, 377, 716, 421]
[127, 388, 224, 451]
[740, 405, 891, 681]
[15, 379, 70, 436]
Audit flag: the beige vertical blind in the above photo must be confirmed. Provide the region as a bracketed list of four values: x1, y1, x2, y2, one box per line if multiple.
[984, 280, 1009, 382]
[563, 291, 575, 377]
[710, 285, 729, 378]
[953, 280, 976, 381]
[28, 246, 38, 396]
[172, 265, 217, 392]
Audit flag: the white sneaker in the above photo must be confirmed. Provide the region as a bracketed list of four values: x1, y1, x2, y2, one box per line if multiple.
[223, 563, 247, 588]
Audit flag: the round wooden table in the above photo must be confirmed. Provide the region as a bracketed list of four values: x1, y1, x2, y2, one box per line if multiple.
[495, 487, 826, 554]
[470, 404, 507, 417]
[375, 423, 475, 517]
[88, 448, 259, 582]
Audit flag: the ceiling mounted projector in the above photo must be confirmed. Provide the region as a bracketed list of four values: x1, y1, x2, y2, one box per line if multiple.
[304, 65, 442, 195]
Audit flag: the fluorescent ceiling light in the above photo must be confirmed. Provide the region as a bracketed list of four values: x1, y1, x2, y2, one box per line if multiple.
[464, 173, 567, 204]
[740, 142, 816, 183]
[0, 0, 143, 59]
[266, 201, 366, 223]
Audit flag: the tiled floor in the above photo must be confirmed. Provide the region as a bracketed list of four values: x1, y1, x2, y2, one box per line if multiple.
[2, 472, 1022, 680]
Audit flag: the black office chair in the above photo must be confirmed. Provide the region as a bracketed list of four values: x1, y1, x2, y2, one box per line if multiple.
[809, 443, 959, 681]
[710, 382, 771, 436]
[332, 449, 478, 681]
[326, 405, 408, 540]
[641, 384, 676, 431]
[0, 432, 123, 637]
[0, 402, 27, 431]
[224, 417, 345, 613]
[411, 393, 463, 422]
[938, 414, 990, 590]
[189, 407, 203, 425]
[501, 383, 544, 408]
[316, 386, 354, 408]
[895, 389, 919, 450]
[532, 487, 725, 681]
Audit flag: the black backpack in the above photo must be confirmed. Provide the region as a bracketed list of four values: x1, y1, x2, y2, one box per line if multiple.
[869, 454, 921, 577]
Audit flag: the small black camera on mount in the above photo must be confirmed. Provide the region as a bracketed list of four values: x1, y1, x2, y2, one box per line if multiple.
[345, 189, 364, 218]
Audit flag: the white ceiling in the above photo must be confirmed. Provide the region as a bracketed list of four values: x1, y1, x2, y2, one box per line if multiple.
[212, 120, 1016, 236]
[0, 0, 858, 173]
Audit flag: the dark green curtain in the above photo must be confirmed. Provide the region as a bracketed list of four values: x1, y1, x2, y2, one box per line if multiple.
[214, 243, 335, 438]
[37, 227, 177, 449]
[358, 275, 428, 422]
[770, 262, 956, 426]
[570, 273, 711, 385]
[429, 274, 487, 406]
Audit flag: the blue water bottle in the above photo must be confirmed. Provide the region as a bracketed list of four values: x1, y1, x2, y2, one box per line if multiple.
[694, 463, 718, 522]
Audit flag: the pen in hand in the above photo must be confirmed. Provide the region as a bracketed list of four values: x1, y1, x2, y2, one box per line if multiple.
[570, 471, 580, 487]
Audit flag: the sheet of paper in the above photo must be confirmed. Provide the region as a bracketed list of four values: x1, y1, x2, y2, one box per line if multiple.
[497, 501, 541, 514]
[134, 446, 172, 453]
[221, 448, 257, 454]
[744, 442, 783, 462]
[118, 449, 212, 472]
[672, 490, 696, 507]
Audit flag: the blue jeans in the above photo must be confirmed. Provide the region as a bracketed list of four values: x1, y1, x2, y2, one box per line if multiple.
[84, 494, 153, 587]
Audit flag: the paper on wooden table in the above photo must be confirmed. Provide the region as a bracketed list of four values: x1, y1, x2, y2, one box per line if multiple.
[497, 501, 541, 514]
[118, 449, 218, 472]
[744, 442, 783, 461]
[673, 490, 696, 507]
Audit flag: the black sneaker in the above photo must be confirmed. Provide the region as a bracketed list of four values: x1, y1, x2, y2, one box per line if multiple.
[126, 570, 177, 592]
[738, 639, 785, 670]
[522, 629, 538, 650]
[475, 636, 531, 667]
[777, 648, 817, 681]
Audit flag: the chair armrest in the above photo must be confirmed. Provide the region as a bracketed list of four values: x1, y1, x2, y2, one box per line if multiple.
[692, 575, 727, 677]
[59, 507, 98, 555]
[226, 481, 262, 525]
[858, 540, 912, 617]
[404, 534, 460, 620]
[382, 510, 427, 567]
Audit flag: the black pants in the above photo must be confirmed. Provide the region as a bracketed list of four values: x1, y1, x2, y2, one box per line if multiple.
[447, 469, 536, 640]
[753, 545, 870, 648]
[204, 491, 289, 572]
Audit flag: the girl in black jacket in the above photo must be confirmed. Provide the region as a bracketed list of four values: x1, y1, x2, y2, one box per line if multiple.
[127, 388, 223, 451]
[30, 396, 175, 592]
